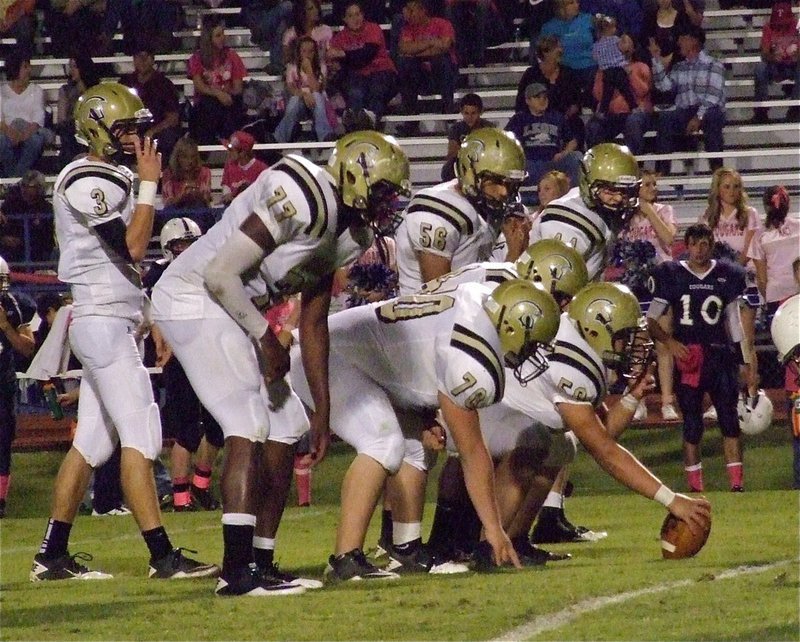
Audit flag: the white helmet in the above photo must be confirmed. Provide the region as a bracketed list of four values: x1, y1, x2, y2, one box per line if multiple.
[159, 217, 202, 260]
[770, 294, 800, 366]
[737, 390, 774, 435]
[0, 256, 9, 291]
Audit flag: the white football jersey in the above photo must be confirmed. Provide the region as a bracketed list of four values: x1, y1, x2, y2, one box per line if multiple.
[530, 187, 614, 281]
[326, 281, 505, 411]
[480, 312, 608, 433]
[152, 155, 369, 321]
[419, 261, 519, 295]
[53, 157, 144, 322]
[396, 180, 497, 295]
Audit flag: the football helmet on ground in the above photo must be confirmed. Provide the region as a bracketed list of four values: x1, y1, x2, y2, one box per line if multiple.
[160, 217, 202, 261]
[579, 143, 641, 232]
[770, 294, 800, 368]
[515, 239, 589, 307]
[737, 390, 774, 435]
[326, 130, 411, 233]
[568, 281, 653, 377]
[0, 256, 9, 291]
[456, 127, 527, 223]
[74, 82, 153, 160]
[483, 279, 560, 384]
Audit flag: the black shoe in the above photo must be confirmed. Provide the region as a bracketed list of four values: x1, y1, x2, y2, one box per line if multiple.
[260, 560, 323, 589]
[532, 509, 603, 544]
[324, 548, 399, 583]
[472, 540, 500, 573]
[173, 500, 199, 513]
[148, 548, 219, 579]
[512, 536, 571, 565]
[385, 540, 469, 575]
[559, 512, 608, 542]
[190, 486, 220, 511]
[216, 563, 305, 596]
[731, 485, 745, 492]
[30, 552, 114, 582]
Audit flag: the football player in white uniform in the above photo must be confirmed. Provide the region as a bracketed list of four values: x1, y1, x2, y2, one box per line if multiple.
[396, 127, 527, 295]
[470, 283, 712, 567]
[31, 83, 217, 583]
[289, 279, 561, 580]
[530, 142, 641, 281]
[151, 131, 411, 597]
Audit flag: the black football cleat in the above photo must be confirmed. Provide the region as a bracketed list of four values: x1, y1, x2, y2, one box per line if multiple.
[148, 548, 219, 579]
[30, 552, 113, 582]
[323, 549, 399, 583]
[216, 563, 305, 596]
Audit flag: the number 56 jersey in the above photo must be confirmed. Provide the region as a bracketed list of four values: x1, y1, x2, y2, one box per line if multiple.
[326, 281, 506, 412]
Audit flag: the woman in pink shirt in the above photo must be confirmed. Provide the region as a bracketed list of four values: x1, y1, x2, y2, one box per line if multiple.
[283, 0, 333, 63]
[161, 137, 212, 211]
[619, 170, 678, 421]
[701, 167, 762, 396]
[749, 186, 800, 312]
[187, 15, 246, 144]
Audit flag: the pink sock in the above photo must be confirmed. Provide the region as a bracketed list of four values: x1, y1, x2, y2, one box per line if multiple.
[192, 465, 212, 491]
[726, 462, 743, 489]
[294, 455, 311, 506]
[0, 474, 9, 500]
[685, 464, 704, 492]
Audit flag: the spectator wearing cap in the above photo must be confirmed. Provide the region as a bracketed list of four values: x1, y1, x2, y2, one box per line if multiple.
[0, 51, 52, 179]
[0, 170, 54, 263]
[752, 2, 800, 124]
[504, 82, 583, 189]
[648, 24, 726, 176]
[440, 93, 494, 181]
[120, 44, 182, 165]
[220, 131, 269, 205]
[161, 137, 213, 212]
[55, 51, 101, 170]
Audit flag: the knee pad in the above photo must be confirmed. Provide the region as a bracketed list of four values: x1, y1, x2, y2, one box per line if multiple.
[118, 402, 163, 461]
[401, 437, 432, 472]
[361, 428, 406, 475]
[265, 378, 309, 446]
[73, 420, 118, 468]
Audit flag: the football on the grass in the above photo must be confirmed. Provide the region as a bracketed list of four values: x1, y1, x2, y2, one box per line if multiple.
[660, 513, 711, 559]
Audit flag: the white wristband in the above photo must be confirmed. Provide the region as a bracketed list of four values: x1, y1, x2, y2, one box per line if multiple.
[654, 484, 676, 507]
[620, 394, 639, 412]
[137, 180, 158, 207]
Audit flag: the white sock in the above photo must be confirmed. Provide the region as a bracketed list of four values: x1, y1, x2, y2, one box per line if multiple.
[252, 536, 275, 551]
[393, 521, 421, 546]
[543, 492, 563, 510]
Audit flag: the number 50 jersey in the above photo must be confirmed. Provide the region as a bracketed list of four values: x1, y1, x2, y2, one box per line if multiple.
[326, 281, 506, 412]
[649, 259, 746, 344]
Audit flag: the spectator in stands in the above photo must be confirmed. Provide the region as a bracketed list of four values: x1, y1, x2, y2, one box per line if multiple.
[0, 52, 52, 179]
[680, 0, 704, 28]
[440, 93, 493, 181]
[617, 169, 678, 421]
[327, 1, 398, 125]
[521, 0, 555, 64]
[649, 25, 726, 176]
[0, 0, 36, 58]
[161, 137, 213, 211]
[0, 257, 35, 519]
[750, 185, 800, 317]
[274, 35, 335, 142]
[44, 0, 109, 57]
[592, 14, 638, 118]
[120, 43, 183, 166]
[540, 0, 597, 93]
[187, 15, 246, 145]
[445, 0, 510, 67]
[220, 130, 269, 204]
[396, 0, 458, 116]
[639, 0, 692, 74]
[56, 53, 101, 170]
[0, 170, 55, 263]
[585, 33, 653, 154]
[752, 2, 800, 124]
[582, 0, 643, 41]
[505, 82, 582, 188]
[283, 0, 333, 63]
[242, 0, 294, 75]
[515, 35, 585, 149]
[701, 167, 761, 399]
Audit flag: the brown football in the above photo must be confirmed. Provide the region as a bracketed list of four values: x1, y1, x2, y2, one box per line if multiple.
[660, 513, 711, 559]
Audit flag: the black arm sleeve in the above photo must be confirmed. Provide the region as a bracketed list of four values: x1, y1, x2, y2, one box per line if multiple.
[93, 218, 133, 263]
[343, 43, 380, 70]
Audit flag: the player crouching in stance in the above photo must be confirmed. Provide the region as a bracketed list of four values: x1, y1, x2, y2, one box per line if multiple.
[289, 279, 561, 580]
[31, 83, 217, 582]
[151, 131, 412, 596]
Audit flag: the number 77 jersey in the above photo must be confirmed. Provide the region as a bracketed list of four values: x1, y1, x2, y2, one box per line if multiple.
[648, 259, 746, 344]
[326, 281, 506, 412]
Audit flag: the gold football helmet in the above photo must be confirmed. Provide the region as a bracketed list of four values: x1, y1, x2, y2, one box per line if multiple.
[483, 279, 560, 384]
[74, 82, 153, 159]
[579, 143, 641, 231]
[515, 239, 589, 306]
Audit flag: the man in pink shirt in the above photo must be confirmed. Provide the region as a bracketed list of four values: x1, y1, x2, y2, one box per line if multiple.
[220, 131, 269, 205]
[396, 0, 458, 118]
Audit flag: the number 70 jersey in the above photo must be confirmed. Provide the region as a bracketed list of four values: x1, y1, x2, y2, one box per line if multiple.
[326, 281, 506, 412]
[649, 259, 746, 344]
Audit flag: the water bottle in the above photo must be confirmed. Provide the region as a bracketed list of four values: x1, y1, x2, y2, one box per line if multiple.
[43, 382, 64, 421]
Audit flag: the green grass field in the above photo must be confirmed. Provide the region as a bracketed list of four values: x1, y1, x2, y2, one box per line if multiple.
[1, 422, 798, 641]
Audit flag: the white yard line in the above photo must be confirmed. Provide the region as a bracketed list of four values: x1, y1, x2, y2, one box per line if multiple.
[488, 561, 794, 642]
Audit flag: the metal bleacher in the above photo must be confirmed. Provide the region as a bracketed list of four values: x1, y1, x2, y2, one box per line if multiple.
[1, 3, 798, 226]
